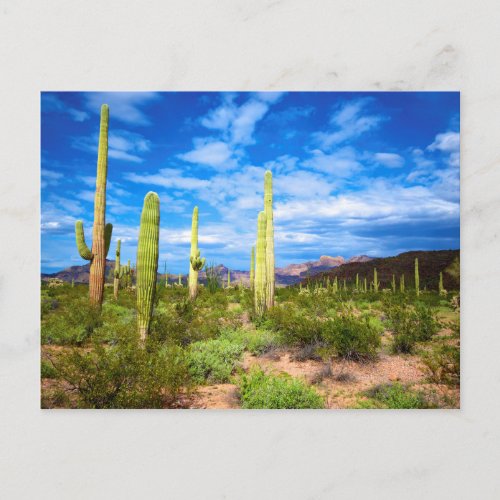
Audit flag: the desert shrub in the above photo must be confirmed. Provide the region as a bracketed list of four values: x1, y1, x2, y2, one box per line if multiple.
[358, 383, 430, 409]
[421, 343, 460, 385]
[266, 307, 323, 346]
[220, 328, 281, 356]
[92, 302, 134, 343]
[41, 359, 58, 379]
[384, 301, 439, 353]
[188, 338, 244, 384]
[321, 312, 381, 361]
[239, 367, 324, 409]
[41, 290, 59, 318]
[51, 335, 190, 408]
[291, 342, 324, 362]
[41, 299, 102, 345]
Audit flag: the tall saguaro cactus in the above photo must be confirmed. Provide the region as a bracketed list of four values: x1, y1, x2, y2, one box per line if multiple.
[392, 274, 396, 294]
[400, 274, 405, 293]
[255, 211, 267, 316]
[113, 239, 121, 299]
[136, 192, 160, 341]
[227, 269, 231, 287]
[264, 171, 275, 308]
[373, 268, 379, 293]
[250, 246, 255, 289]
[188, 206, 205, 300]
[415, 258, 420, 297]
[75, 104, 113, 307]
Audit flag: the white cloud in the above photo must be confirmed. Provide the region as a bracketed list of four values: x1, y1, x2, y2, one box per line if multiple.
[42, 94, 89, 122]
[177, 139, 238, 170]
[84, 92, 160, 126]
[303, 147, 362, 177]
[72, 129, 151, 163]
[428, 131, 460, 153]
[313, 98, 385, 149]
[124, 168, 210, 190]
[374, 152, 404, 168]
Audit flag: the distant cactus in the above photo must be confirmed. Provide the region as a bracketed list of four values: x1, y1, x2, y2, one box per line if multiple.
[264, 171, 275, 308]
[188, 207, 205, 300]
[74, 104, 113, 307]
[113, 239, 121, 299]
[364, 277, 367, 293]
[227, 269, 231, 287]
[178, 273, 182, 286]
[343, 279, 347, 291]
[356, 273, 359, 290]
[71, 278, 74, 288]
[415, 258, 420, 296]
[255, 211, 267, 316]
[400, 274, 405, 293]
[333, 276, 338, 294]
[373, 268, 379, 293]
[392, 274, 396, 294]
[136, 192, 160, 341]
[439, 271, 447, 296]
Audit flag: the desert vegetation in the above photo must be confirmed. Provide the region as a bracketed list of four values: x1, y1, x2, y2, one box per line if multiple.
[41, 104, 460, 409]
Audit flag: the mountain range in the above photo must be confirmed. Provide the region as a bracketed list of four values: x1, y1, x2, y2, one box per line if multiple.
[41, 254, 372, 286]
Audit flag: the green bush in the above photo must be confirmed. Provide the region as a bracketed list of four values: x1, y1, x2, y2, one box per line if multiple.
[239, 367, 324, 409]
[321, 312, 382, 361]
[50, 335, 191, 408]
[188, 338, 244, 384]
[384, 300, 439, 354]
[41, 359, 58, 379]
[421, 342, 460, 386]
[41, 299, 102, 345]
[266, 307, 323, 346]
[358, 383, 430, 409]
[221, 328, 281, 356]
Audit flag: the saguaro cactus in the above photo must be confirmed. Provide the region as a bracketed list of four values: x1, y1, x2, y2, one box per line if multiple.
[356, 273, 359, 291]
[415, 258, 420, 296]
[178, 274, 182, 286]
[400, 274, 405, 293]
[392, 274, 396, 294]
[264, 171, 275, 308]
[113, 239, 121, 299]
[188, 206, 205, 300]
[250, 246, 255, 289]
[75, 104, 113, 307]
[373, 268, 379, 293]
[136, 192, 160, 341]
[227, 269, 231, 287]
[439, 271, 447, 296]
[255, 211, 267, 316]
[364, 277, 367, 293]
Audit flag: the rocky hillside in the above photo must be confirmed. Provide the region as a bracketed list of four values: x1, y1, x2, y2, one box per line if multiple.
[304, 250, 460, 291]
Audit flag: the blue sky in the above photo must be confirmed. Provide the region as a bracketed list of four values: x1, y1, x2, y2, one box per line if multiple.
[41, 91, 459, 274]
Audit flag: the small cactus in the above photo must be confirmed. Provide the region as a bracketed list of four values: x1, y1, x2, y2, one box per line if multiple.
[136, 192, 160, 341]
[415, 258, 420, 297]
[113, 239, 121, 299]
[188, 207, 205, 300]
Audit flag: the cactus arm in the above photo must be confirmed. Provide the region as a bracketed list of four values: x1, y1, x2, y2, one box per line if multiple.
[75, 221, 93, 260]
[104, 223, 113, 257]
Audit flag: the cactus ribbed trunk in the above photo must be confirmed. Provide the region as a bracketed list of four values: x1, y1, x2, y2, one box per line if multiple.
[136, 192, 160, 341]
[400, 274, 405, 293]
[373, 268, 379, 293]
[415, 258, 420, 296]
[264, 171, 275, 308]
[255, 211, 267, 316]
[75, 104, 112, 308]
[89, 104, 110, 306]
[356, 273, 359, 291]
[439, 271, 444, 294]
[188, 207, 205, 300]
[113, 239, 121, 299]
[227, 269, 231, 287]
[392, 274, 396, 294]
[250, 246, 255, 289]
[364, 277, 367, 293]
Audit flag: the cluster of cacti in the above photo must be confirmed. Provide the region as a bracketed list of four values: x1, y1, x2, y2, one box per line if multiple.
[253, 170, 275, 315]
[415, 258, 420, 296]
[188, 206, 205, 300]
[75, 104, 113, 307]
[254, 211, 267, 316]
[113, 240, 132, 298]
[136, 192, 160, 341]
